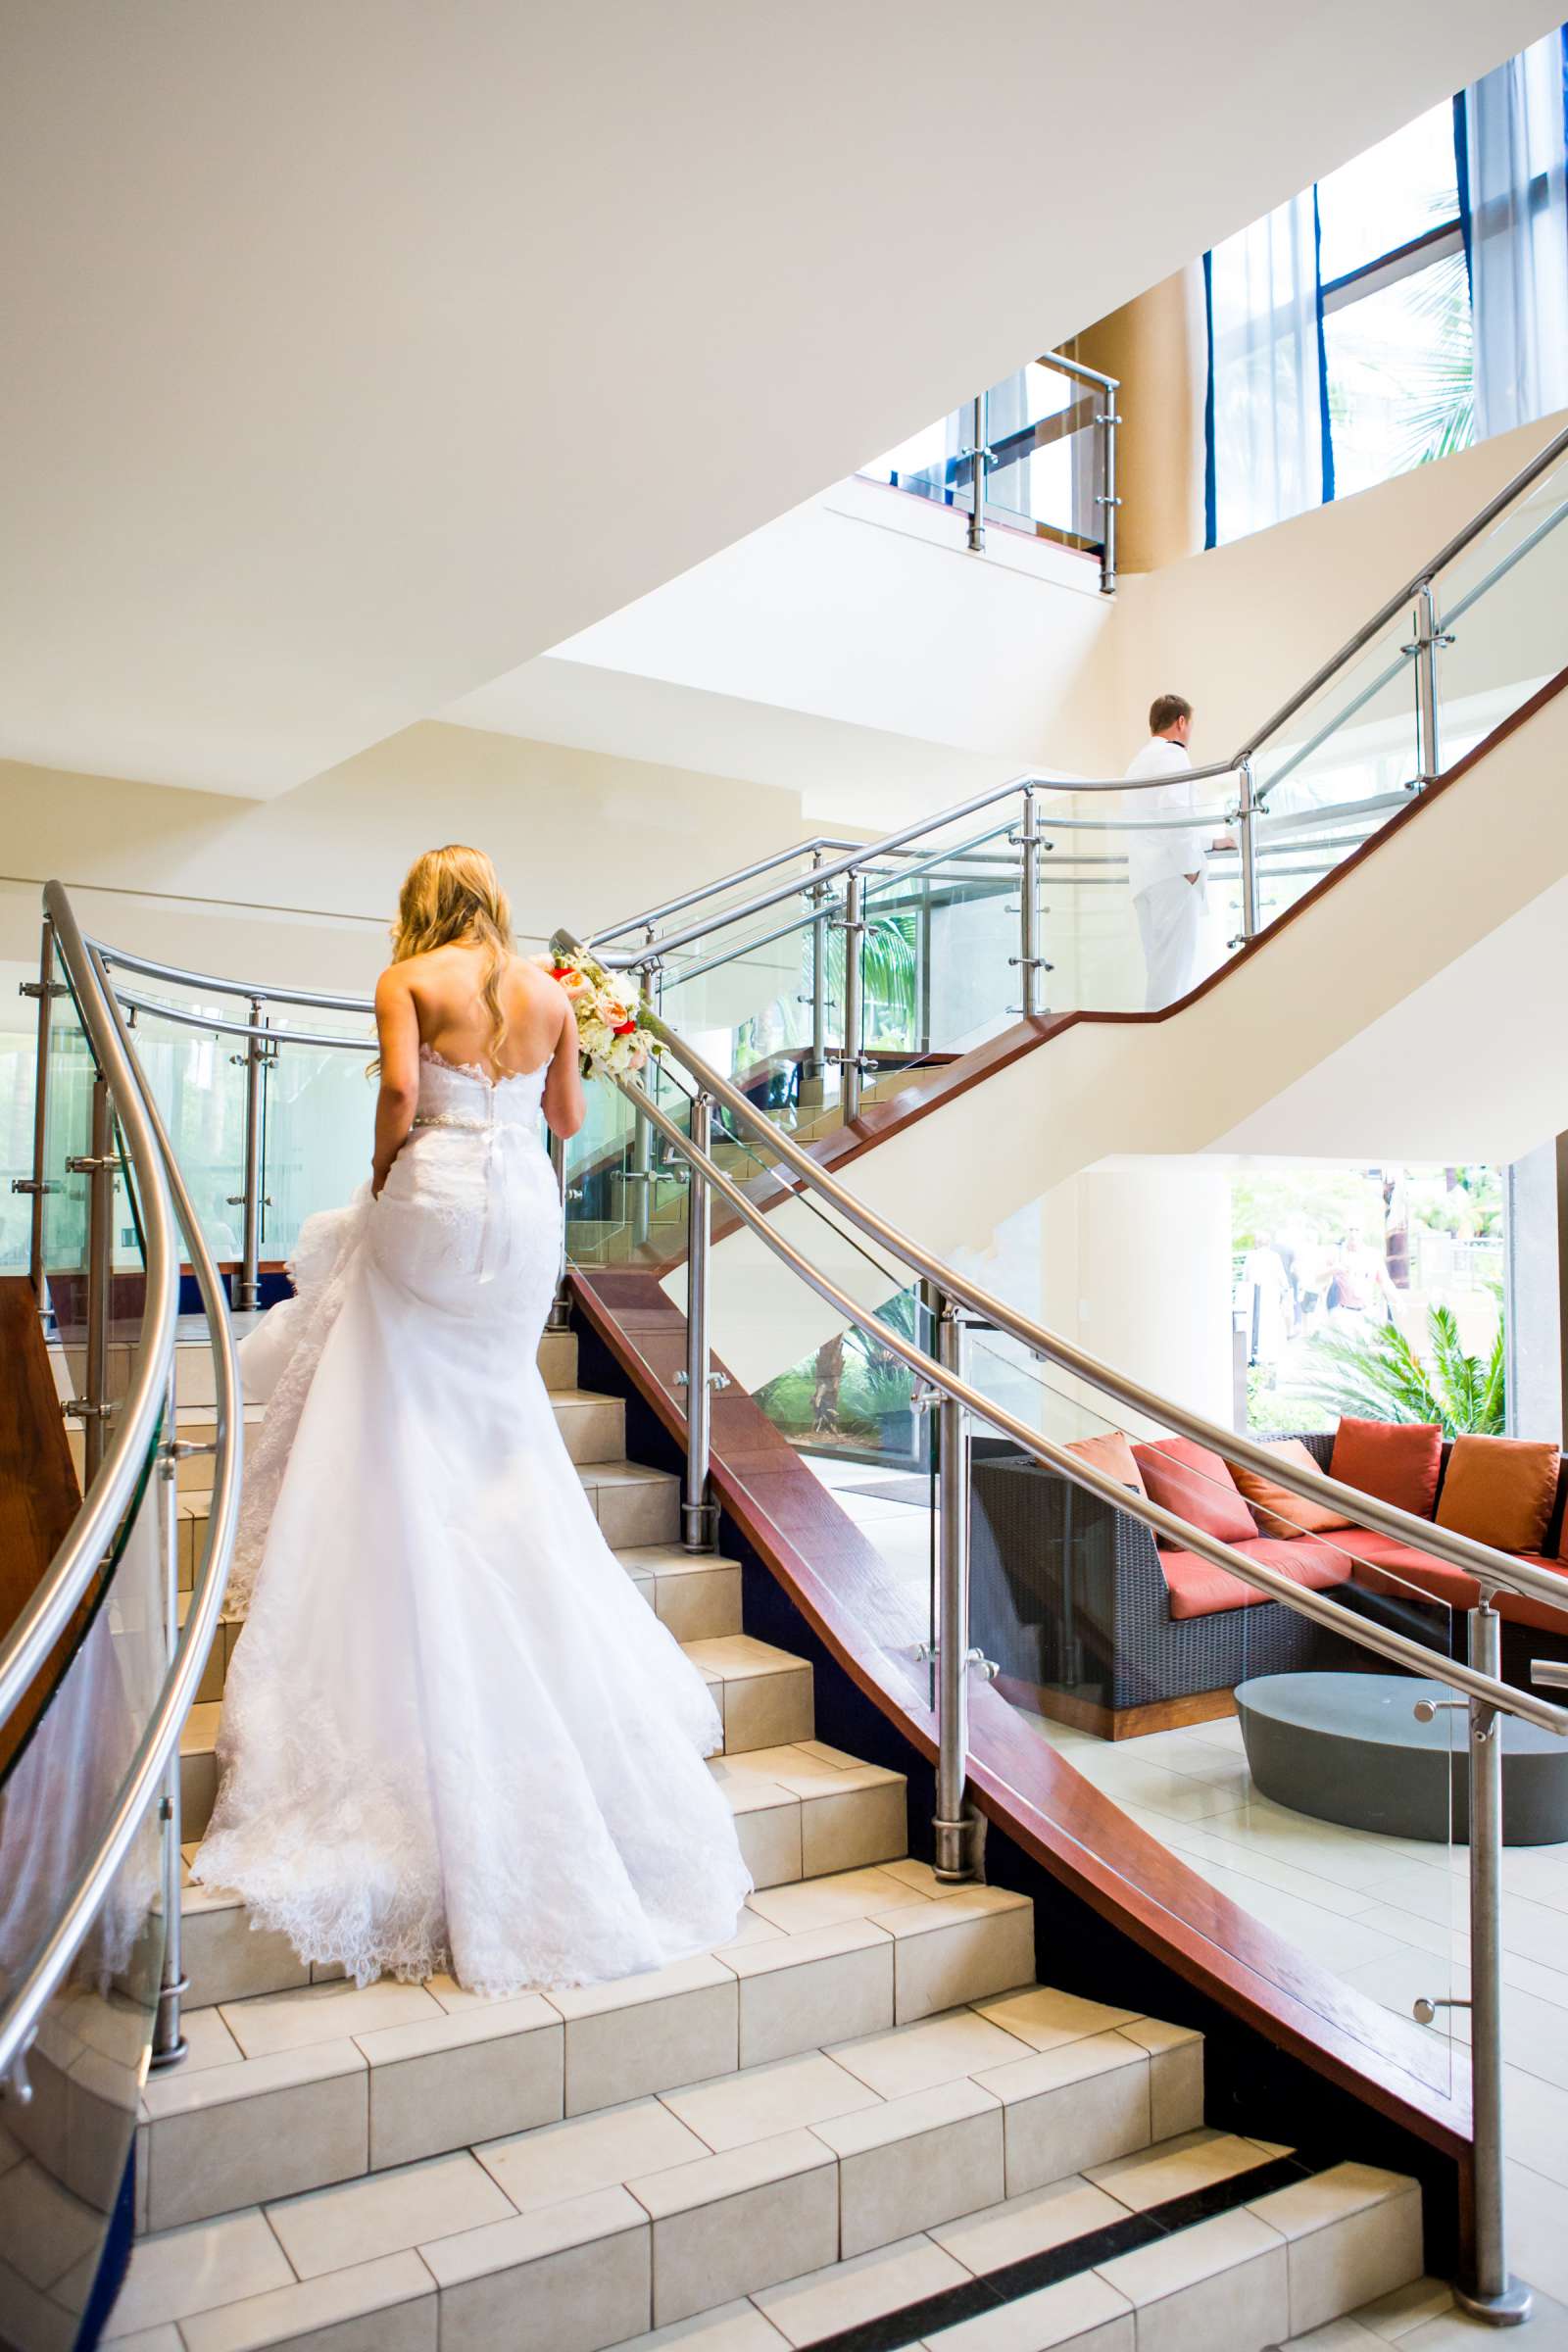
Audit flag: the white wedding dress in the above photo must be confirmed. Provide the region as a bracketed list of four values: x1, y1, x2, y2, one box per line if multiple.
[193, 1046, 752, 1996]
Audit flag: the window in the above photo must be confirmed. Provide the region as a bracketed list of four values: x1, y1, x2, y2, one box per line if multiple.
[1206, 27, 1568, 542]
[1317, 104, 1473, 494]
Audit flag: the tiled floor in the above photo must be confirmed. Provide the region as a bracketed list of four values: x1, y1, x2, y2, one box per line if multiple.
[810, 1456, 1568, 2330]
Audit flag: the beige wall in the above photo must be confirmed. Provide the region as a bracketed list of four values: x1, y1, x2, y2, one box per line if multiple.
[1067, 268, 1208, 576]
[0, 722, 809, 991]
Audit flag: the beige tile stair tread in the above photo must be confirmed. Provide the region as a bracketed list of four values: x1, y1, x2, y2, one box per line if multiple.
[177, 1636, 809, 1757]
[126, 2121, 1420, 2352]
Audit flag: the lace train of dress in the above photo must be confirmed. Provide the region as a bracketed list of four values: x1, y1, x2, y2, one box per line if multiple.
[193, 1049, 752, 1995]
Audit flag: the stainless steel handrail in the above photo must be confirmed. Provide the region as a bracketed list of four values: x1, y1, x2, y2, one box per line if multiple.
[94, 941, 371, 1015]
[623, 1069, 1568, 1733]
[0, 887, 242, 2083]
[0, 891, 180, 1726]
[589, 420, 1568, 973]
[591, 768, 1242, 968]
[563, 943, 1568, 1621]
[1235, 416, 1568, 762]
[113, 980, 373, 1053]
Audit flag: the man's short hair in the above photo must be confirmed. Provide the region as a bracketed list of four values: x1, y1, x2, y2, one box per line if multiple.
[1150, 693, 1192, 735]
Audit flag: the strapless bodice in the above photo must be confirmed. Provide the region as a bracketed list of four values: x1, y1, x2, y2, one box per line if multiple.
[415, 1044, 548, 1131]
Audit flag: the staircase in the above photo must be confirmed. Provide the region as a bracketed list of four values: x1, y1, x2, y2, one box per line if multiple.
[106, 1328, 1429, 2350]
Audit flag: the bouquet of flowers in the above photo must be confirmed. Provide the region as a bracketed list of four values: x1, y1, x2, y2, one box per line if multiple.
[538, 947, 657, 1081]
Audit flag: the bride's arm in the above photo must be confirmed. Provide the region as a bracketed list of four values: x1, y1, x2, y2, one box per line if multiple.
[371, 969, 421, 1196]
[542, 997, 586, 1141]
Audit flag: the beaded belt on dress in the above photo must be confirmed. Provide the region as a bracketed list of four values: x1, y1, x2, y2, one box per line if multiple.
[411, 1111, 490, 1131]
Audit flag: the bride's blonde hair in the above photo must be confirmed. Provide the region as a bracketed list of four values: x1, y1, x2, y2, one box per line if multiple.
[391, 845, 514, 1065]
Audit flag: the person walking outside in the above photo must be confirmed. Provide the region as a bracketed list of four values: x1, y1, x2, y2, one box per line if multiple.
[1124, 693, 1209, 1009]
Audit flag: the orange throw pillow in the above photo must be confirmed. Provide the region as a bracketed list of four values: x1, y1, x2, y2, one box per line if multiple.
[1329, 1416, 1443, 1519]
[1230, 1439, 1353, 1542]
[1131, 1438, 1257, 1545]
[1436, 1435, 1560, 1554]
[1065, 1431, 1147, 1496]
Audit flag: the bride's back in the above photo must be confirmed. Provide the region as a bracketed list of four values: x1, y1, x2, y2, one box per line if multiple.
[401, 943, 564, 1079]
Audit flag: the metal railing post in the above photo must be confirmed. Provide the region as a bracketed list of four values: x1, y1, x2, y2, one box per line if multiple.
[1235, 758, 1261, 944]
[547, 1126, 572, 1333]
[1412, 578, 1446, 788]
[231, 999, 269, 1311]
[839, 871, 865, 1124]
[806, 854, 830, 1091]
[15, 918, 63, 1300]
[1013, 788, 1047, 1017]
[1099, 381, 1120, 594]
[967, 391, 987, 554]
[150, 1355, 188, 2069]
[73, 1076, 117, 1488]
[628, 959, 661, 1252]
[680, 1092, 721, 1552]
[933, 1300, 977, 1884]
[1459, 1598, 1532, 2324]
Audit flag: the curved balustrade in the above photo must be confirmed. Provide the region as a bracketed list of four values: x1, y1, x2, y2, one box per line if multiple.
[0, 885, 243, 2341]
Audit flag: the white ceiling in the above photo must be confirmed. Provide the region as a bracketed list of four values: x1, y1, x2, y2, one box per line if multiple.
[451, 658, 1019, 836]
[2, 1, 1557, 798]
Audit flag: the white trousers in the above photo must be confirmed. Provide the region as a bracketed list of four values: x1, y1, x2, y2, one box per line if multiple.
[1134, 873, 1203, 1011]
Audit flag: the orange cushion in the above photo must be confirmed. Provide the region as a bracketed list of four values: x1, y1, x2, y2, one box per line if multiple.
[1160, 1537, 1354, 1620]
[1436, 1435, 1560, 1555]
[1499, 1554, 1568, 1636]
[1231, 1439, 1353, 1542]
[1132, 1438, 1257, 1545]
[1329, 1416, 1443, 1519]
[1345, 1528, 1479, 1615]
[1065, 1431, 1146, 1496]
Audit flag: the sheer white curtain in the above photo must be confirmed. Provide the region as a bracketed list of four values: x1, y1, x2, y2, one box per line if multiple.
[1208, 190, 1327, 544]
[1466, 29, 1568, 440]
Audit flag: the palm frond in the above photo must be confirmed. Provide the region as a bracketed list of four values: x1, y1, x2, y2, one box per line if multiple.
[1298, 1301, 1504, 1437]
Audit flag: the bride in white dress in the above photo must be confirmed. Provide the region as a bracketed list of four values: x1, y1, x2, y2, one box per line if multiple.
[193, 846, 752, 1995]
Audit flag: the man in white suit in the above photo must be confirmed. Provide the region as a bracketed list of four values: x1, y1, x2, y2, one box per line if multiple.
[1124, 693, 1209, 1010]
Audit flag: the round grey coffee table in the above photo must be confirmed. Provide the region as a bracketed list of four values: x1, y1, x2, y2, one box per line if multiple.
[1236, 1672, 1568, 1846]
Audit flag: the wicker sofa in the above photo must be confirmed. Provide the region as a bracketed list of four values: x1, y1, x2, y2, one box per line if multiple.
[967, 1429, 1568, 1740]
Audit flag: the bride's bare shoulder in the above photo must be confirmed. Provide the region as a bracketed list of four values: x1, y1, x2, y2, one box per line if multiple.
[504, 953, 567, 1004]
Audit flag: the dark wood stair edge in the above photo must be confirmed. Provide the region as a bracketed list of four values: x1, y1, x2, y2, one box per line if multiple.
[570, 1265, 1473, 2246]
[711, 660, 1568, 1222]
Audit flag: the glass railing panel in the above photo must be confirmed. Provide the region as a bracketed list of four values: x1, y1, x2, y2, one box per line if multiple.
[983, 360, 1105, 550]
[856, 828, 1021, 1076]
[262, 1036, 376, 1263]
[960, 1329, 1461, 2100]
[0, 1357, 170, 2346]
[1, 952, 41, 1275]
[656, 896, 828, 1118]
[564, 1061, 700, 1274]
[1249, 616, 1423, 930]
[587, 847, 844, 965]
[1433, 448, 1568, 765]
[121, 1006, 252, 1273]
[1027, 785, 1242, 1016]
[40, 972, 97, 1336]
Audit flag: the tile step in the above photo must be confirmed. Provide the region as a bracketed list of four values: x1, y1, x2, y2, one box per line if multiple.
[86, 1380, 627, 1494]
[173, 1453, 686, 1591]
[49, 1325, 578, 1411]
[133, 1949, 1205, 2267]
[176, 1539, 746, 1704]
[143, 1875, 1043, 2229]
[123, 2107, 1421, 2352]
[176, 1750, 920, 2007]
[176, 1627, 812, 1791]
